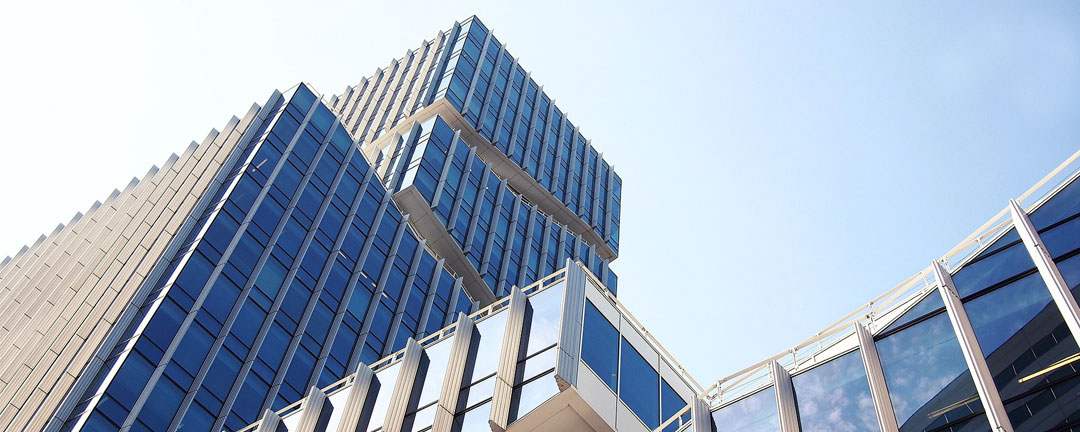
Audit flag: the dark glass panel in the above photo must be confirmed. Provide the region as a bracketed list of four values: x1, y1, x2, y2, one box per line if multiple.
[1029, 177, 1080, 230]
[951, 241, 1035, 298]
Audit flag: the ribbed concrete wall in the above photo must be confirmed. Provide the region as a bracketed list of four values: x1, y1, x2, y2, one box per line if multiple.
[0, 103, 266, 431]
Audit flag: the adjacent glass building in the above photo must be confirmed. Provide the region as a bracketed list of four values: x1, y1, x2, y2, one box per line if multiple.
[1, 14, 1080, 432]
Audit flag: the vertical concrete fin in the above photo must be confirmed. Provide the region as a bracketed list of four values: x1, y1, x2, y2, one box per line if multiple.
[855, 324, 899, 432]
[433, 313, 476, 430]
[296, 386, 333, 432]
[488, 287, 528, 431]
[1009, 199, 1080, 342]
[382, 339, 425, 432]
[770, 361, 800, 432]
[932, 260, 1014, 432]
[335, 363, 378, 432]
[555, 260, 587, 391]
[255, 409, 287, 432]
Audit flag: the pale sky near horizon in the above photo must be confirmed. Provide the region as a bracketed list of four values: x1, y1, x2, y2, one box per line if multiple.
[1, 1, 1079, 386]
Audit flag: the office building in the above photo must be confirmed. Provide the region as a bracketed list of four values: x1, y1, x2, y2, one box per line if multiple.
[2, 14, 1079, 432]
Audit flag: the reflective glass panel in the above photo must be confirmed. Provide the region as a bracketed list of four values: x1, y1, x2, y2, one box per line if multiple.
[791, 350, 877, 431]
[876, 312, 988, 431]
[521, 282, 564, 357]
[368, 363, 401, 432]
[324, 388, 351, 432]
[451, 400, 490, 432]
[415, 335, 456, 406]
[711, 386, 779, 432]
[881, 293, 945, 334]
[468, 312, 508, 383]
[509, 372, 558, 423]
[951, 239, 1034, 298]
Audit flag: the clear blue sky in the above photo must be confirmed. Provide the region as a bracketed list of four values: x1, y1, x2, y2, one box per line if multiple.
[1, 0, 1079, 386]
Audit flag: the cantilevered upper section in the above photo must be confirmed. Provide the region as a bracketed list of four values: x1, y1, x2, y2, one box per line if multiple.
[330, 16, 622, 260]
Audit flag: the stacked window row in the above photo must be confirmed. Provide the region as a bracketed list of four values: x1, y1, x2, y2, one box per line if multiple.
[579, 282, 693, 432]
[429, 17, 621, 255]
[328, 16, 621, 256]
[702, 177, 1080, 432]
[377, 115, 616, 298]
[61, 85, 474, 432]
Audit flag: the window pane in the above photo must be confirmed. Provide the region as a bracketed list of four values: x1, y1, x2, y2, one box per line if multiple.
[965, 271, 1080, 426]
[876, 312, 989, 431]
[520, 282, 564, 357]
[791, 350, 877, 431]
[660, 379, 689, 432]
[368, 363, 401, 432]
[711, 387, 779, 432]
[582, 300, 618, 392]
[509, 372, 558, 423]
[620, 337, 659, 429]
[881, 293, 945, 334]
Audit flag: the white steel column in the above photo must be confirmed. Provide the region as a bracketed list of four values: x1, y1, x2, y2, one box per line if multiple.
[855, 324, 899, 432]
[769, 361, 800, 432]
[689, 396, 713, 432]
[1009, 199, 1080, 341]
[932, 261, 1013, 432]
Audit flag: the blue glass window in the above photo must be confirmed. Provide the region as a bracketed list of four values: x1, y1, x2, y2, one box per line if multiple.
[620, 337, 659, 429]
[660, 379, 688, 432]
[582, 300, 618, 392]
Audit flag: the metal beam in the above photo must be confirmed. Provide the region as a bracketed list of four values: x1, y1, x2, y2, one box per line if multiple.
[770, 361, 800, 432]
[855, 324, 899, 432]
[932, 260, 1014, 432]
[1008, 199, 1080, 343]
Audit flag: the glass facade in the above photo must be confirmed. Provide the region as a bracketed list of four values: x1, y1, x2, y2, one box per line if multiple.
[376, 115, 615, 297]
[701, 175, 1080, 432]
[221, 261, 688, 432]
[59, 85, 475, 432]
[330, 16, 621, 256]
